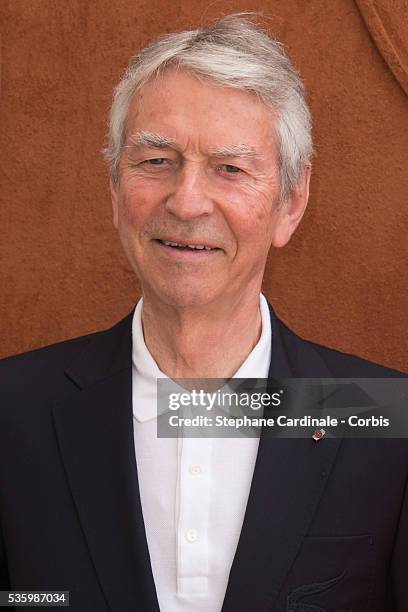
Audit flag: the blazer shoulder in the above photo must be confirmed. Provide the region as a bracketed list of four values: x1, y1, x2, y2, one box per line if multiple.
[0, 310, 134, 392]
[276, 316, 406, 378]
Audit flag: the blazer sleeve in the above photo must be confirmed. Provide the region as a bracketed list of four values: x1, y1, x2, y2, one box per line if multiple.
[388, 472, 408, 610]
[0, 520, 10, 589]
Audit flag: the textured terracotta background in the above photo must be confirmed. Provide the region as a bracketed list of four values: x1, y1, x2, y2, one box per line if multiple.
[1, 0, 407, 371]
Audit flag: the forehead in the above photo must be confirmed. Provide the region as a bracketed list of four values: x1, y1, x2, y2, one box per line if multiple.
[125, 68, 277, 154]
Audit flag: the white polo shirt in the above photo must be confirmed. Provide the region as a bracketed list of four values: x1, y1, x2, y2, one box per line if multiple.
[132, 294, 271, 612]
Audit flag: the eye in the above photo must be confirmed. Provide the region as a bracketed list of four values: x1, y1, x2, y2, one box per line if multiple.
[139, 158, 173, 172]
[218, 164, 242, 175]
[146, 158, 167, 165]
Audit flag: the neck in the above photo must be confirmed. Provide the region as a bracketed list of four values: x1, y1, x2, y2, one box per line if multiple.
[140, 291, 263, 379]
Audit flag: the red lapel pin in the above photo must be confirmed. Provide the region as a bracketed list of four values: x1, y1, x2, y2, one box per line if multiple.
[312, 428, 326, 441]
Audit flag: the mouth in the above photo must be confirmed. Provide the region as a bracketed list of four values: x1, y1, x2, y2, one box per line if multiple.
[154, 239, 221, 253]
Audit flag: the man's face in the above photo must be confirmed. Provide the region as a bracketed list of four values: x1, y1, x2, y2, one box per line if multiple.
[110, 68, 309, 308]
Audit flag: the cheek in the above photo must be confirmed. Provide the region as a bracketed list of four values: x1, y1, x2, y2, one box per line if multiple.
[223, 187, 277, 245]
[118, 181, 159, 226]
[225, 212, 273, 258]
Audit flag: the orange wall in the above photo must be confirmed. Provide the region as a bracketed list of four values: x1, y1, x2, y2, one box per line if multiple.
[1, 0, 407, 372]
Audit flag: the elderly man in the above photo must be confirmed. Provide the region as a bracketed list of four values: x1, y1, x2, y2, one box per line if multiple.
[0, 14, 407, 612]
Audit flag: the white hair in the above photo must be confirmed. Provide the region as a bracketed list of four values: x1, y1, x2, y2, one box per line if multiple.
[103, 13, 313, 201]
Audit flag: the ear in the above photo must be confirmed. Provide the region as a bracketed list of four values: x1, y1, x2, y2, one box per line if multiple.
[271, 164, 312, 248]
[109, 177, 119, 229]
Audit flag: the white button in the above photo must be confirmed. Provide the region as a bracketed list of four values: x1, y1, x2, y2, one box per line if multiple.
[189, 464, 202, 475]
[186, 528, 198, 543]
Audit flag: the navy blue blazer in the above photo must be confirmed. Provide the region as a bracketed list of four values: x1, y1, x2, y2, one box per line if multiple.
[0, 303, 407, 611]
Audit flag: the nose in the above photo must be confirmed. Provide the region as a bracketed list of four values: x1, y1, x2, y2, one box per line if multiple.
[164, 162, 214, 221]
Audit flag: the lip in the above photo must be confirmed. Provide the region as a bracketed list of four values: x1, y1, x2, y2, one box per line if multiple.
[155, 237, 221, 250]
[153, 239, 222, 258]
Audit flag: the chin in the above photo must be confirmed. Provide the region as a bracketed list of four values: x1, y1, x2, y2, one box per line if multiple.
[150, 281, 220, 310]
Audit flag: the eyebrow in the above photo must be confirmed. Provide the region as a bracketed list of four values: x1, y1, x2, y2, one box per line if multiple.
[208, 144, 259, 159]
[128, 129, 177, 149]
[127, 129, 260, 160]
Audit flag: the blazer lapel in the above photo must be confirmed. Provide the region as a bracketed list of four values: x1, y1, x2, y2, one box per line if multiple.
[221, 304, 343, 612]
[52, 312, 160, 612]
